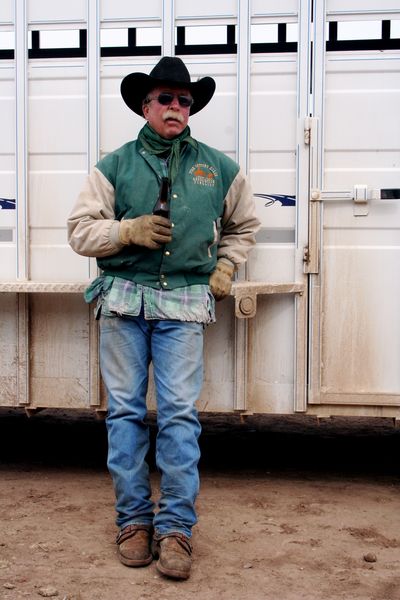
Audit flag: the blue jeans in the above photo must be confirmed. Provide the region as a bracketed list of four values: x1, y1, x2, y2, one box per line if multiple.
[99, 313, 204, 538]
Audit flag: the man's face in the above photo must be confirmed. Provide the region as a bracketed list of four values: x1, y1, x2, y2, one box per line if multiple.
[142, 86, 192, 139]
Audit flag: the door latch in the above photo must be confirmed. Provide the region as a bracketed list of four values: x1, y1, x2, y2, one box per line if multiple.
[310, 185, 369, 216]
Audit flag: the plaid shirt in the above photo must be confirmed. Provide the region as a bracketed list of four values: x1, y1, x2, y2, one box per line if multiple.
[85, 275, 216, 324]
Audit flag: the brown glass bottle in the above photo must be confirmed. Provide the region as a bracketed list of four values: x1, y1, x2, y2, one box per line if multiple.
[152, 177, 170, 219]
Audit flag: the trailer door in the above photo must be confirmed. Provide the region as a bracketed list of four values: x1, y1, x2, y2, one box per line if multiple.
[307, 2, 400, 408]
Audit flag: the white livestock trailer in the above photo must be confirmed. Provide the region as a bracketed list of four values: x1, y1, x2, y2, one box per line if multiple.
[0, 0, 400, 418]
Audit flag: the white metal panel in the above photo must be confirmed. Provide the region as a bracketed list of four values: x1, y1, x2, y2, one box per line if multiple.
[249, 245, 296, 282]
[189, 59, 237, 153]
[28, 73, 87, 153]
[15, 0, 28, 281]
[100, 61, 150, 154]
[309, 37, 400, 407]
[100, 0, 162, 23]
[199, 302, 236, 412]
[325, 58, 400, 153]
[0, 0, 14, 24]
[0, 96, 15, 155]
[0, 294, 17, 405]
[86, 0, 101, 281]
[0, 66, 16, 272]
[29, 168, 90, 282]
[29, 94, 87, 152]
[249, 54, 297, 284]
[321, 53, 400, 402]
[327, 0, 400, 19]
[29, 171, 86, 228]
[27, 63, 88, 281]
[0, 170, 15, 200]
[29, 248, 89, 282]
[250, 65, 297, 152]
[234, 0, 251, 411]
[251, 295, 296, 413]
[249, 55, 297, 197]
[244, 7, 301, 411]
[27, 0, 86, 25]
[0, 246, 17, 280]
[175, 0, 236, 20]
[87, 0, 100, 169]
[252, 0, 298, 19]
[0, 0, 308, 416]
[322, 245, 400, 399]
[29, 295, 92, 408]
[245, 0, 307, 414]
[250, 152, 296, 196]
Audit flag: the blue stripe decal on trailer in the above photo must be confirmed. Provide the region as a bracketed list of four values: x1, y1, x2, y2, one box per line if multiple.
[0, 198, 16, 209]
[254, 193, 296, 207]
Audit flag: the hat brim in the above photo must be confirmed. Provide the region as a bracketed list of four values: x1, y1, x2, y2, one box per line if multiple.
[121, 72, 216, 116]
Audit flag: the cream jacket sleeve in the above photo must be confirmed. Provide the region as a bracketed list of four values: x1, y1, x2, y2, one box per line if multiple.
[217, 170, 260, 268]
[67, 167, 124, 257]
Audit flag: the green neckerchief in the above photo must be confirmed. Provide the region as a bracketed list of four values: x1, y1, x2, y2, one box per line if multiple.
[138, 123, 197, 184]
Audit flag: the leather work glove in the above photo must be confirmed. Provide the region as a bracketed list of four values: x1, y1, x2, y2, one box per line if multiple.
[209, 260, 235, 301]
[119, 215, 172, 249]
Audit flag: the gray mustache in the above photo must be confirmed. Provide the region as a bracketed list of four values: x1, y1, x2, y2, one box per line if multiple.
[162, 110, 184, 124]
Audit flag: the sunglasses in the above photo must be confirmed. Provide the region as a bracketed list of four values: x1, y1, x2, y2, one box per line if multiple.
[150, 92, 194, 108]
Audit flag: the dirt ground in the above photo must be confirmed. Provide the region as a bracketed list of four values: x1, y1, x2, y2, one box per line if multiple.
[1, 410, 400, 600]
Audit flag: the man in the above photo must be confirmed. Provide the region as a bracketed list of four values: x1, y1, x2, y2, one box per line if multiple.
[68, 56, 259, 580]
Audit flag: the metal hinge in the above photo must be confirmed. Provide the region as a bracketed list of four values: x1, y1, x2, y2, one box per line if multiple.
[304, 117, 312, 145]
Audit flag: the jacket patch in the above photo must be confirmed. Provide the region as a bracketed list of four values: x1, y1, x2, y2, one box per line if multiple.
[189, 163, 218, 187]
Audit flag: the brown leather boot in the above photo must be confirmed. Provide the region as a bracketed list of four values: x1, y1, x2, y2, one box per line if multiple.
[152, 532, 192, 580]
[116, 524, 153, 567]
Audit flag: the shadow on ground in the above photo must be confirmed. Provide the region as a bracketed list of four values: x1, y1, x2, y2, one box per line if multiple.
[1, 408, 399, 478]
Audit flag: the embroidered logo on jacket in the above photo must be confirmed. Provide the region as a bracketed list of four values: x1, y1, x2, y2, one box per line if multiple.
[189, 163, 218, 187]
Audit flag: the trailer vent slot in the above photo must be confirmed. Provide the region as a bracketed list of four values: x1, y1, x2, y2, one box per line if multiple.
[101, 27, 161, 57]
[176, 25, 237, 55]
[327, 20, 400, 51]
[100, 28, 128, 48]
[184, 25, 229, 46]
[337, 20, 382, 41]
[250, 23, 297, 54]
[2, 19, 400, 61]
[40, 29, 81, 50]
[380, 189, 400, 200]
[29, 29, 87, 59]
[0, 31, 14, 59]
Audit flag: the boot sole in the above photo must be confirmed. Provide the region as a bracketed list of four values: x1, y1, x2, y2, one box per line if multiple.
[118, 553, 153, 568]
[156, 559, 190, 580]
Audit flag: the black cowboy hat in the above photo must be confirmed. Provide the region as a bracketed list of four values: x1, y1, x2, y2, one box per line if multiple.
[121, 56, 216, 117]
